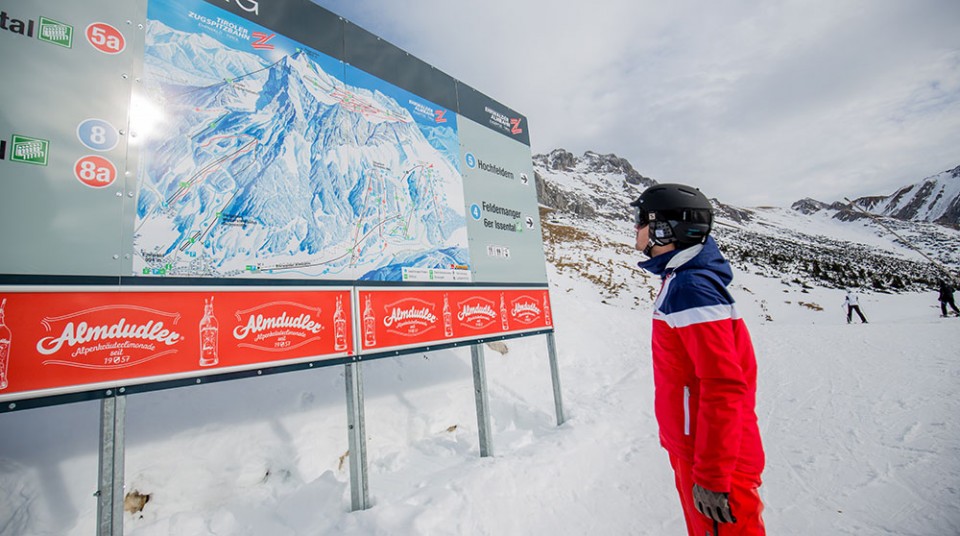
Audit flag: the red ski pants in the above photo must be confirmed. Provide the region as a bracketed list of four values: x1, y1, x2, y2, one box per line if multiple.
[669, 454, 766, 536]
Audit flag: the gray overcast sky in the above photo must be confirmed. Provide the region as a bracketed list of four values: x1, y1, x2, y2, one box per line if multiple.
[315, 0, 960, 207]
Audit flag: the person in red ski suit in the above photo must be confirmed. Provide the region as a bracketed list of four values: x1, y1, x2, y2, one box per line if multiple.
[632, 184, 766, 536]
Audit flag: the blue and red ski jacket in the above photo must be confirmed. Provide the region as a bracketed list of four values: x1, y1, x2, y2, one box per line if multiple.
[639, 237, 765, 492]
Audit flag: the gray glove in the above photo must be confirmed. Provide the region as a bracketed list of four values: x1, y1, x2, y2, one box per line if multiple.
[693, 483, 736, 523]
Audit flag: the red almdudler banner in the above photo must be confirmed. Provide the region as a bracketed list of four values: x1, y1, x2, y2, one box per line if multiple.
[0, 289, 353, 401]
[357, 288, 552, 353]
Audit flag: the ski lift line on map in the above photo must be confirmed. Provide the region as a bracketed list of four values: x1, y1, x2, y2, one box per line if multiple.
[167, 140, 257, 206]
[372, 167, 387, 242]
[354, 163, 417, 247]
[166, 56, 289, 98]
[166, 139, 258, 206]
[199, 113, 232, 134]
[155, 51, 412, 127]
[303, 71, 343, 96]
[329, 87, 410, 124]
[258, 214, 404, 273]
[351, 169, 398, 264]
[424, 168, 444, 226]
[349, 214, 406, 268]
[179, 230, 202, 252]
[222, 57, 282, 83]
[133, 140, 253, 238]
[400, 163, 445, 227]
[134, 137, 254, 242]
[350, 171, 378, 261]
[198, 134, 252, 149]
[185, 110, 232, 141]
[174, 156, 251, 256]
[176, 186, 243, 254]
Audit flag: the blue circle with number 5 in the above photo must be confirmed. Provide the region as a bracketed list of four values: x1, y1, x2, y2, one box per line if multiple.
[77, 118, 119, 152]
[465, 153, 476, 168]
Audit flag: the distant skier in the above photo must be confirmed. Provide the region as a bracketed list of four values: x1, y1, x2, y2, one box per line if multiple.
[843, 290, 868, 324]
[938, 279, 960, 317]
[631, 184, 766, 536]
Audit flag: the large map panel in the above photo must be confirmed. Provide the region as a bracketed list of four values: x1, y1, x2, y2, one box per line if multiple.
[0, 0, 551, 408]
[132, 0, 468, 281]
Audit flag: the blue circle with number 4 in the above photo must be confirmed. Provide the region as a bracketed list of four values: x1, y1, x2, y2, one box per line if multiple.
[77, 118, 119, 152]
[470, 204, 482, 220]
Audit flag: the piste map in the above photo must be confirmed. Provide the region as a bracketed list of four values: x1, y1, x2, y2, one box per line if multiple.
[132, 0, 468, 282]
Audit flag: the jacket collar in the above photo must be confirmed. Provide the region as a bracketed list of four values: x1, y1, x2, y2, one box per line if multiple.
[638, 237, 731, 285]
[638, 243, 702, 277]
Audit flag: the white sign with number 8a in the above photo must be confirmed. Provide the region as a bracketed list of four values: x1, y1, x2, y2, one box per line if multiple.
[74, 155, 117, 188]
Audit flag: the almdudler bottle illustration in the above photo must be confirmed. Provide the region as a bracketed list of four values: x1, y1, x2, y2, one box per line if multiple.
[500, 293, 509, 331]
[199, 296, 219, 367]
[363, 295, 376, 348]
[334, 296, 347, 351]
[0, 298, 10, 390]
[443, 293, 453, 337]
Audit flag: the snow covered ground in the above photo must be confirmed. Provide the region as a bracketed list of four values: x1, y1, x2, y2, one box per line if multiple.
[2, 256, 959, 535]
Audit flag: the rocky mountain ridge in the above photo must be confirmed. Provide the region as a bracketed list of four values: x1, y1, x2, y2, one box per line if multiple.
[535, 150, 960, 294]
[796, 165, 960, 227]
[534, 149, 655, 220]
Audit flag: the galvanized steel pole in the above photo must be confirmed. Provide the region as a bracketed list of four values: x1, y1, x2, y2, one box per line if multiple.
[545, 332, 565, 425]
[97, 392, 126, 536]
[471, 344, 493, 457]
[345, 362, 369, 511]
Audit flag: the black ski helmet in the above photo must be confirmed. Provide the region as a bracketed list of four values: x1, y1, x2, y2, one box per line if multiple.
[630, 183, 713, 248]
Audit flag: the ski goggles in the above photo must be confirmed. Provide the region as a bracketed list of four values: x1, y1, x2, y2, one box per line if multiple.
[632, 206, 650, 227]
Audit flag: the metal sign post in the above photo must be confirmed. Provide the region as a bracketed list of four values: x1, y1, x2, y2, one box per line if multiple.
[345, 362, 369, 511]
[471, 344, 494, 457]
[545, 332, 565, 425]
[97, 392, 126, 536]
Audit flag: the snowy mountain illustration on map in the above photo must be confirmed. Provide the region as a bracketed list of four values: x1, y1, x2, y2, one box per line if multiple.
[132, 3, 468, 282]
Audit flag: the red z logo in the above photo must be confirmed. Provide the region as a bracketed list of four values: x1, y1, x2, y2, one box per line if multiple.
[251, 32, 275, 50]
[510, 117, 523, 135]
[434, 110, 447, 124]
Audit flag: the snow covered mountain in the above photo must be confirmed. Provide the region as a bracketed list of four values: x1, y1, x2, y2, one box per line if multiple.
[534, 149, 960, 295]
[799, 164, 960, 226]
[135, 19, 467, 280]
[533, 149, 654, 220]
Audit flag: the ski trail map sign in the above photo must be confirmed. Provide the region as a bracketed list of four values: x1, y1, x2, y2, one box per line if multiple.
[0, 0, 550, 408]
[135, 0, 469, 282]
